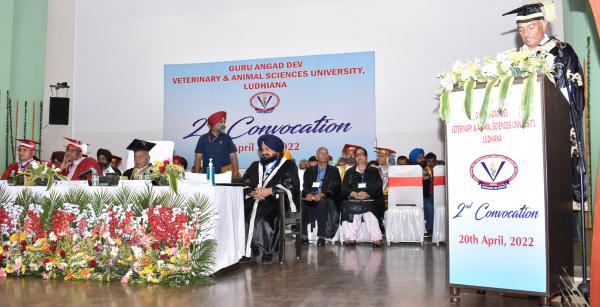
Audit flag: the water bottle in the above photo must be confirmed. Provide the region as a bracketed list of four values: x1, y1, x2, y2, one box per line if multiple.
[143, 168, 152, 181]
[206, 158, 215, 185]
[91, 169, 99, 186]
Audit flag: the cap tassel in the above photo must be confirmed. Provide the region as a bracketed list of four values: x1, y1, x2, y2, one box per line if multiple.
[541, 1, 557, 22]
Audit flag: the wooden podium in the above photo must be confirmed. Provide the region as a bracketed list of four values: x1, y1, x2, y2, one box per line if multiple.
[445, 77, 573, 305]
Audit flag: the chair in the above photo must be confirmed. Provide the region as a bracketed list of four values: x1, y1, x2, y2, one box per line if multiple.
[384, 165, 425, 245]
[432, 166, 446, 245]
[277, 190, 302, 263]
[125, 140, 175, 169]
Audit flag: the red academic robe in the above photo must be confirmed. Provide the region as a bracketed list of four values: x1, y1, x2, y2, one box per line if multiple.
[1, 160, 34, 180]
[61, 157, 103, 182]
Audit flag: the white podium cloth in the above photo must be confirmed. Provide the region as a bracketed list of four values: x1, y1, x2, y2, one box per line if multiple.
[1, 184, 245, 273]
[432, 166, 446, 244]
[384, 165, 425, 244]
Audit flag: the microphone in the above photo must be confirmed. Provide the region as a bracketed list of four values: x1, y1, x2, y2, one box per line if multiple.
[78, 169, 93, 179]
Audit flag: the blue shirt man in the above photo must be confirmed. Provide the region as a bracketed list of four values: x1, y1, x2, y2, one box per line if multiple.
[193, 111, 240, 178]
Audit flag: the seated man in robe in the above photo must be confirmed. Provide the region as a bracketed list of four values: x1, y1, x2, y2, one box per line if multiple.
[340, 147, 383, 247]
[123, 139, 156, 180]
[59, 137, 103, 181]
[301, 147, 341, 246]
[97, 148, 122, 176]
[241, 134, 300, 264]
[1, 139, 40, 180]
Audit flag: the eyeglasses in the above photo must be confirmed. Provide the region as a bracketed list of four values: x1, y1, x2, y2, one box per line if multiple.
[355, 153, 366, 157]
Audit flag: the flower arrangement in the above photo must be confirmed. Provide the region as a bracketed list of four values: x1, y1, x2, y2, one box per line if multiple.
[20, 161, 67, 190]
[0, 186, 215, 286]
[436, 48, 556, 130]
[150, 160, 185, 193]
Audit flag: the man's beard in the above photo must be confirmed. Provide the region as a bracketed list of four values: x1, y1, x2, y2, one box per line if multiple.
[99, 162, 108, 169]
[260, 154, 278, 165]
[215, 124, 226, 133]
[347, 157, 356, 165]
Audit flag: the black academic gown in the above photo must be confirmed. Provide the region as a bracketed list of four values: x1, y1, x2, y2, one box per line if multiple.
[545, 38, 587, 202]
[242, 159, 300, 256]
[301, 164, 341, 239]
[340, 166, 384, 223]
[123, 164, 159, 185]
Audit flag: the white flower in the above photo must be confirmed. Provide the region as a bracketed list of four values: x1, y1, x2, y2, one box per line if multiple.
[481, 62, 497, 78]
[31, 161, 39, 170]
[545, 53, 556, 70]
[49, 232, 57, 242]
[439, 74, 454, 92]
[131, 246, 144, 259]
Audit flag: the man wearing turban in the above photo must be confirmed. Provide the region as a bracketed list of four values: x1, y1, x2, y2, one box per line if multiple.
[193, 111, 241, 179]
[240, 134, 300, 264]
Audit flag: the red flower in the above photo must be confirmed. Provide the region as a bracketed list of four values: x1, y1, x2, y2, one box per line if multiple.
[24, 211, 44, 241]
[93, 245, 101, 252]
[59, 249, 66, 258]
[159, 254, 168, 260]
[163, 160, 170, 165]
[0, 255, 4, 263]
[146, 206, 189, 247]
[159, 165, 166, 173]
[151, 242, 160, 250]
[42, 257, 52, 265]
[20, 240, 27, 252]
[87, 259, 97, 267]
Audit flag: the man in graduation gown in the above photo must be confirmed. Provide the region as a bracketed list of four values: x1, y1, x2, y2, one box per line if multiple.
[123, 139, 156, 180]
[1, 139, 40, 180]
[60, 137, 103, 181]
[340, 146, 384, 247]
[338, 144, 360, 180]
[241, 134, 300, 264]
[193, 111, 241, 179]
[301, 147, 341, 246]
[503, 2, 587, 203]
[97, 148, 122, 176]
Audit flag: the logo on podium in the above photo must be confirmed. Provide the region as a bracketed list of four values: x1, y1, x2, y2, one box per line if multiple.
[250, 92, 280, 113]
[470, 154, 518, 190]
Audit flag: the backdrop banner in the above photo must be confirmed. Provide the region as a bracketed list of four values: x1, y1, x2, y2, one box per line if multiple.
[164, 52, 376, 169]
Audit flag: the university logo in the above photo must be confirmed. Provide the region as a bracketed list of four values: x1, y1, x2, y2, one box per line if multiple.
[250, 92, 280, 113]
[469, 154, 518, 190]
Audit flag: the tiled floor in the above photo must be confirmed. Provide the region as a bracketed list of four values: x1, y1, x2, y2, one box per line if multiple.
[0, 241, 570, 307]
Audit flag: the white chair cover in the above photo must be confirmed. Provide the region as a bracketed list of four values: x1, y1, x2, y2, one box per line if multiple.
[432, 166, 446, 244]
[384, 165, 425, 244]
[125, 140, 175, 169]
[215, 171, 232, 184]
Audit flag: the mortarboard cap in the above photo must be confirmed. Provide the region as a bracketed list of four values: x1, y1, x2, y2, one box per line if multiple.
[64, 137, 89, 155]
[502, 1, 556, 23]
[126, 139, 156, 152]
[374, 147, 397, 156]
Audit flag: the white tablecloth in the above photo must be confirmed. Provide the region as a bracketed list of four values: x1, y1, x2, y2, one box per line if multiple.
[1, 184, 246, 273]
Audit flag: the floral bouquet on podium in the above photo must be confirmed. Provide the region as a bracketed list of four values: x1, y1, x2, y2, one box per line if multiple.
[436, 48, 556, 130]
[20, 161, 67, 190]
[150, 160, 184, 193]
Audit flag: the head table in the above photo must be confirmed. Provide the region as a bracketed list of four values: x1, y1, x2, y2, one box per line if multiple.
[0, 182, 246, 274]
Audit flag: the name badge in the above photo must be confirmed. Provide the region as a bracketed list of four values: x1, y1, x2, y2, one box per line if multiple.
[312, 182, 321, 188]
[358, 183, 367, 189]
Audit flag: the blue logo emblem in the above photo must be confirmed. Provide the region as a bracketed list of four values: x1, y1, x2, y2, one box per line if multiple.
[250, 92, 280, 113]
[470, 154, 518, 190]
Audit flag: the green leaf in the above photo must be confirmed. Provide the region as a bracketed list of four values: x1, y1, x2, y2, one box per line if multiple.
[478, 78, 499, 131]
[463, 79, 476, 120]
[439, 91, 450, 121]
[497, 75, 515, 113]
[520, 72, 538, 128]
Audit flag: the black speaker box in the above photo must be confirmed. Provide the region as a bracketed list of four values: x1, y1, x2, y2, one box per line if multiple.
[49, 97, 69, 125]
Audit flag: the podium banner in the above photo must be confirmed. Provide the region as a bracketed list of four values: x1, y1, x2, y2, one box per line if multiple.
[164, 52, 375, 168]
[447, 82, 547, 293]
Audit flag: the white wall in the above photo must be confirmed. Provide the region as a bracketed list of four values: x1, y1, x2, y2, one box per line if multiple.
[43, 0, 565, 163]
[42, 0, 75, 158]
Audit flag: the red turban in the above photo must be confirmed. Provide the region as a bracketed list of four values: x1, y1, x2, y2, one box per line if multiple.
[207, 111, 226, 126]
